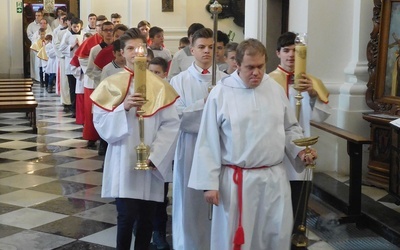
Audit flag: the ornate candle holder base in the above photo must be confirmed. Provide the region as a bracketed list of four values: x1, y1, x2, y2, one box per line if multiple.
[291, 136, 319, 247]
[293, 87, 304, 122]
[291, 225, 308, 247]
[134, 107, 153, 171]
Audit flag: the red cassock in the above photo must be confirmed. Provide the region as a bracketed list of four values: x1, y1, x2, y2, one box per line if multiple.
[94, 45, 115, 70]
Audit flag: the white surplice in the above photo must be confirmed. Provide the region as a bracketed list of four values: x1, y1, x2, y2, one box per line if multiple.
[93, 82, 180, 202]
[170, 63, 227, 250]
[269, 67, 331, 180]
[188, 71, 306, 250]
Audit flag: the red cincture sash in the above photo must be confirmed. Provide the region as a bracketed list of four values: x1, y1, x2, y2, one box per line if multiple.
[225, 165, 271, 250]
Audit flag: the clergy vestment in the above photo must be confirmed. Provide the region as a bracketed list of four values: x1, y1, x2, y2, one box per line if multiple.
[269, 66, 330, 180]
[170, 63, 227, 250]
[188, 71, 306, 250]
[91, 68, 180, 249]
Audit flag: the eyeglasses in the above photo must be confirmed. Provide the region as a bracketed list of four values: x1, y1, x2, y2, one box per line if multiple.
[102, 29, 113, 33]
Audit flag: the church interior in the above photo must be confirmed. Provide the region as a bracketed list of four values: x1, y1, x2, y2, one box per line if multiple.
[0, 0, 400, 249]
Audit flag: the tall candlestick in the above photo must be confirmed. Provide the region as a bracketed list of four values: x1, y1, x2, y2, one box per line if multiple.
[133, 43, 148, 100]
[133, 43, 152, 171]
[294, 33, 307, 121]
[294, 34, 307, 89]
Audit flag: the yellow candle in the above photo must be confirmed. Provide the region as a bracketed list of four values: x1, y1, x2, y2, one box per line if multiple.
[134, 55, 147, 99]
[294, 44, 307, 89]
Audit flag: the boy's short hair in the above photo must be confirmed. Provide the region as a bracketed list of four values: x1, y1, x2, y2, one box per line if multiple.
[88, 13, 97, 18]
[45, 34, 53, 41]
[149, 57, 168, 73]
[191, 28, 213, 46]
[119, 28, 147, 50]
[96, 15, 108, 22]
[224, 42, 238, 56]
[84, 33, 93, 39]
[217, 30, 230, 46]
[179, 37, 190, 47]
[276, 32, 296, 51]
[113, 24, 128, 34]
[147, 48, 154, 60]
[70, 17, 82, 25]
[39, 28, 46, 33]
[111, 13, 122, 19]
[137, 20, 151, 28]
[101, 21, 114, 29]
[113, 39, 121, 52]
[187, 23, 205, 37]
[149, 26, 164, 39]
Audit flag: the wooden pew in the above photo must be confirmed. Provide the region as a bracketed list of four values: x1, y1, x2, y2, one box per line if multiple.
[0, 96, 35, 102]
[0, 85, 32, 89]
[310, 121, 371, 224]
[0, 88, 32, 92]
[0, 92, 34, 97]
[0, 100, 38, 133]
[0, 78, 33, 82]
[0, 82, 33, 85]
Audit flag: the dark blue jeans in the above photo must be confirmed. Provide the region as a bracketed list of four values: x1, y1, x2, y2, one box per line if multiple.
[115, 198, 157, 250]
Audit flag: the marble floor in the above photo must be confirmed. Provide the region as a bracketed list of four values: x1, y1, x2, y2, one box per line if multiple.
[0, 83, 399, 249]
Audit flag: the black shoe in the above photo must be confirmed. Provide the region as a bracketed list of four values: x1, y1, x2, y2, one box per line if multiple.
[40, 83, 44, 88]
[63, 106, 71, 113]
[70, 113, 76, 118]
[152, 231, 170, 250]
[98, 140, 108, 156]
[87, 140, 96, 147]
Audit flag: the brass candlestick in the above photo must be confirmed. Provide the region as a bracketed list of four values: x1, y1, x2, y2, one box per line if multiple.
[133, 43, 153, 170]
[208, 0, 222, 220]
[291, 136, 319, 247]
[208, 0, 222, 94]
[294, 33, 307, 121]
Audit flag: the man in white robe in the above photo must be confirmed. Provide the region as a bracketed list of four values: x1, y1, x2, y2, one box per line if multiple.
[91, 29, 180, 250]
[269, 32, 331, 246]
[170, 28, 227, 250]
[188, 39, 317, 250]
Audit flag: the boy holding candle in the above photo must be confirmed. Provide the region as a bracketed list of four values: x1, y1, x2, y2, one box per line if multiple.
[90, 28, 180, 250]
[269, 31, 330, 248]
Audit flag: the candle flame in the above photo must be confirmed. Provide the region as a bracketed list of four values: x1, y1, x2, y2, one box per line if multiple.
[135, 44, 147, 57]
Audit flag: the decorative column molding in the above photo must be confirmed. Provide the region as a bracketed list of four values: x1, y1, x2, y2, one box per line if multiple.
[244, 0, 266, 44]
[43, 0, 55, 14]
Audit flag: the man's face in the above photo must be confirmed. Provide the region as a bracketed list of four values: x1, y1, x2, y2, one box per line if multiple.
[215, 41, 225, 63]
[237, 52, 266, 88]
[71, 23, 81, 33]
[35, 12, 43, 22]
[111, 18, 121, 25]
[101, 24, 114, 41]
[101, 25, 114, 41]
[39, 19, 47, 29]
[139, 25, 150, 39]
[113, 29, 125, 40]
[149, 64, 167, 79]
[95, 20, 105, 33]
[121, 38, 145, 66]
[88, 16, 97, 27]
[276, 44, 295, 71]
[113, 51, 126, 66]
[225, 51, 237, 71]
[190, 37, 213, 66]
[151, 32, 164, 47]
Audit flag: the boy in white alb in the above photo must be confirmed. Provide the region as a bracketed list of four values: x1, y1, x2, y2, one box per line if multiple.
[170, 28, 228, 250]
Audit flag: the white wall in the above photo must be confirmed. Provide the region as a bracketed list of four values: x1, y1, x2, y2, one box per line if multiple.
[0, 0, 24, 78]
[289, 0, 373, 175]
